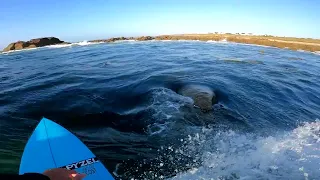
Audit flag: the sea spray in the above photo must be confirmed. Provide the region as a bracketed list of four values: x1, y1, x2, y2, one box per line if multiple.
[172, 120, 320, 180]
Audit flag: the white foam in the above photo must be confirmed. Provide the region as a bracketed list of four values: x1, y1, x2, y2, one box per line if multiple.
[73, 40, 104, 46]
[1, 47, 39, 54]
[148, 88, 193, 119]
[240, 43, 273, 48]
[206, 39, 229, 44]
[121, 40, 136, 42]
[47, 44, 73, 48]
[113, 40, 137, 43]
[171, 120, 320, 180]
[297, 49, 306, 52]
[221, 38, 228, 42]
[145, 87, 193, 135]
[74, 40, 93, 46]
[313, 51, 320, 56]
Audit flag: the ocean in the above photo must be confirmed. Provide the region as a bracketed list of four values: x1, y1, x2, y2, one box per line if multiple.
[1, 40, 320, 179]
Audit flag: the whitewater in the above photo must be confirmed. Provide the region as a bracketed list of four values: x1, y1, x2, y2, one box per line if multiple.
[171, 121, 320, 180]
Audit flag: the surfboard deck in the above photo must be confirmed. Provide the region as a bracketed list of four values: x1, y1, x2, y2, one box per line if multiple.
[19, 117, 114, 180]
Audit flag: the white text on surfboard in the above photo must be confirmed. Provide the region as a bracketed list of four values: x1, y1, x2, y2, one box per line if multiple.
[61, 157, 99, 170]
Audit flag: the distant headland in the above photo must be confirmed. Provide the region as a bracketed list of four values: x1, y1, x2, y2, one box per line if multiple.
[3, 34, 320, 53]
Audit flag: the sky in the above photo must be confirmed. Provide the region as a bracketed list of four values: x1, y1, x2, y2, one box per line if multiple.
[0, 0, 319, 49]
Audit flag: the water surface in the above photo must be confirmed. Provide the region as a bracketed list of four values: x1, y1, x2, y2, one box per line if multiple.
[1, 41, 320, 179]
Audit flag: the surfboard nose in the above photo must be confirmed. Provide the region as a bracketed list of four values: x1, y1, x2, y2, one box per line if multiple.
[20, 117, 114, 179]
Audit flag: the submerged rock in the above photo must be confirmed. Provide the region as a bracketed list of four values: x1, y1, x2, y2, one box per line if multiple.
[178, 85, 216, 112]
[3, 37, 66, 52]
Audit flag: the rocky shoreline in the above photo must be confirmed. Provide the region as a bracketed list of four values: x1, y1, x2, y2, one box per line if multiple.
[3, 34, 320, 53]
[88, 34, 320, 52]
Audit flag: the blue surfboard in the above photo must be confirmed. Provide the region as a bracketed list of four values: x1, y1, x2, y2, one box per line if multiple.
[19, 117, 114, 180]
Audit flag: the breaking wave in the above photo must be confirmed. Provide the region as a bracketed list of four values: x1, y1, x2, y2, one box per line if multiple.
[74, 40, 94, 46]
[46, 41, 102, 49]
[171, 120, 320, 180]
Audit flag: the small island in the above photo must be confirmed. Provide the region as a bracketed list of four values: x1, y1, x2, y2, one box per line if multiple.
[3, 34, 320, 53]
[2, 37, 70, 52]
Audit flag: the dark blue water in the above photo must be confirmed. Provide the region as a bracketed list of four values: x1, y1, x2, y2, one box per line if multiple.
[1, 41, 320, 179]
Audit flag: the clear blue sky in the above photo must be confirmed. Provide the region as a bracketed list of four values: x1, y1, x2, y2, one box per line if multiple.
[0, 0, 319, 48]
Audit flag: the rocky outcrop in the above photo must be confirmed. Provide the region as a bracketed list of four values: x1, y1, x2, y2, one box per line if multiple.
[4, 43, 15, 51]
[29, 37, 63, 46]
[88, 39, 105, 43]
[155, 35, 172, 40]
[3, 37, 65, 52]
[89, 37, 130, 43]
[179, 85, 216, 112]
[106, 37, 128, 42]
[136, 36, 154, 41]
[88, 36, 154, 43]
